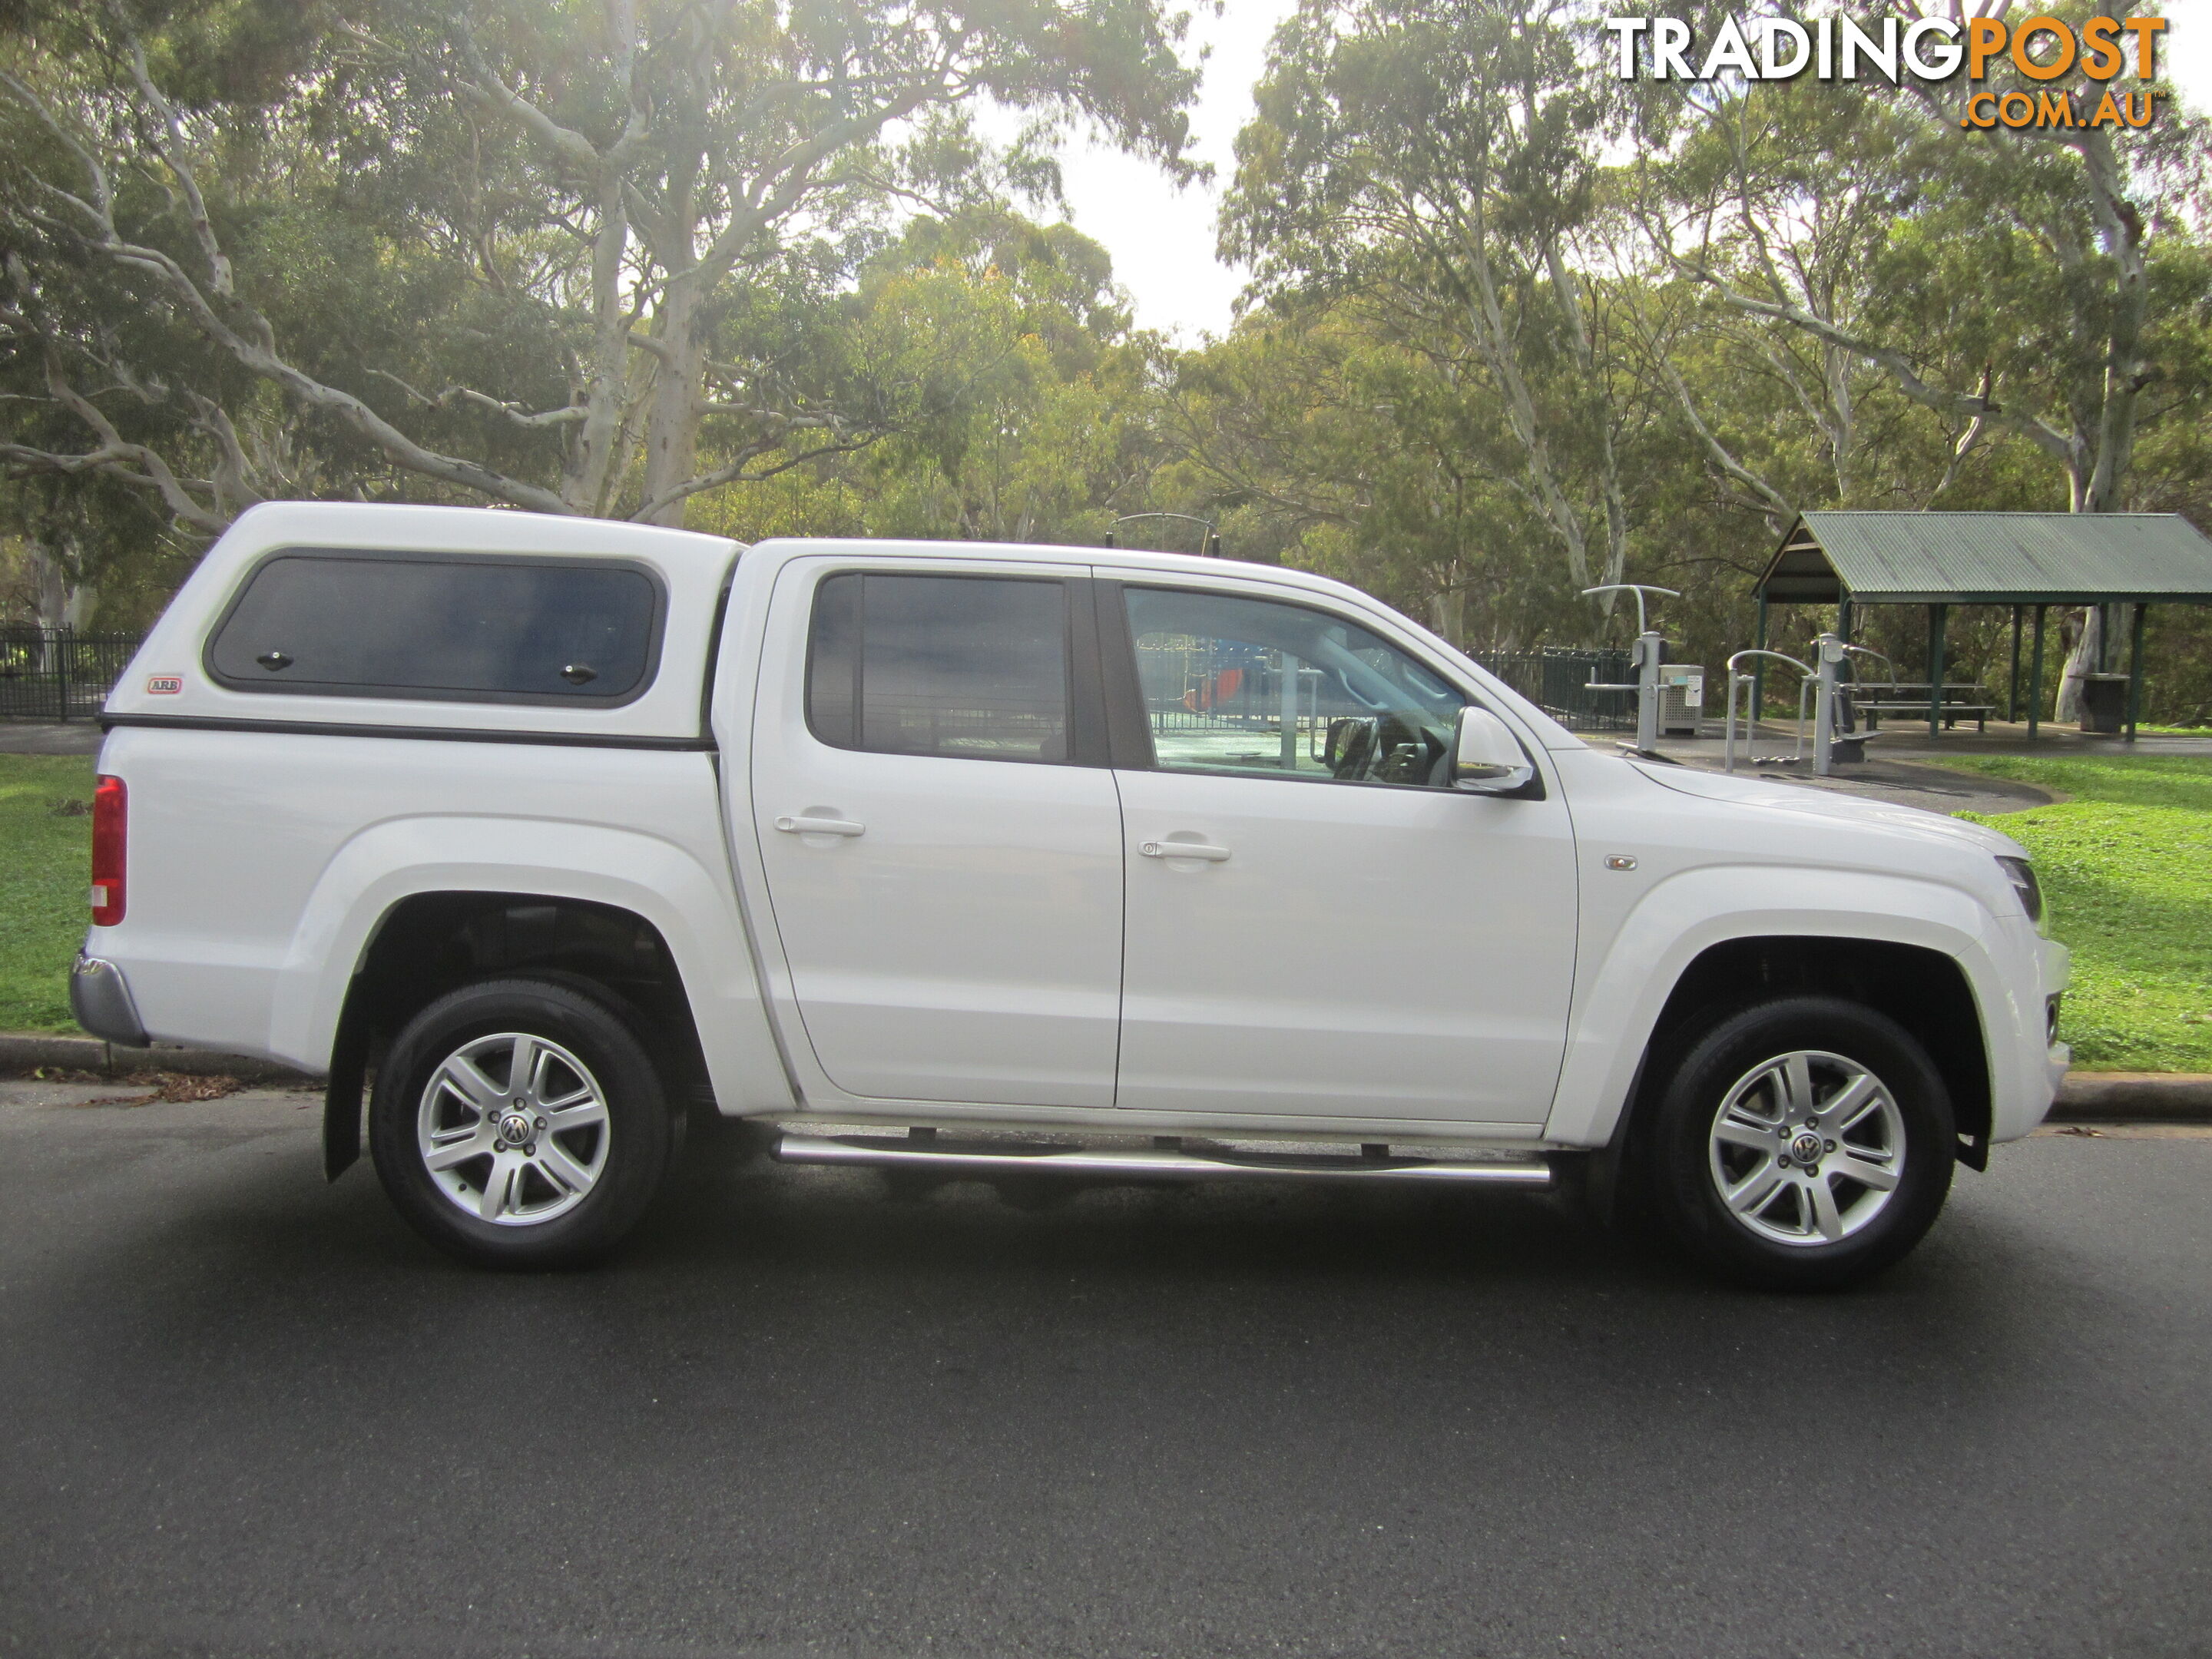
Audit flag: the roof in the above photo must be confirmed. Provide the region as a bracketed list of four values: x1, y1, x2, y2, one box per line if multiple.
[1756, 512, 2212, 605]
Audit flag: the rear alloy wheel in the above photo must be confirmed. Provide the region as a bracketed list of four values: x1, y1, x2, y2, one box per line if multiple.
[416, 1031, 612, 1227]
[1644, 996, 1954, 1290]
[370, 978, 674, 1268]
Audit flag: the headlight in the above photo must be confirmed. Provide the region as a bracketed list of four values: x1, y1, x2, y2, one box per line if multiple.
[1996, 856, 2043, 925]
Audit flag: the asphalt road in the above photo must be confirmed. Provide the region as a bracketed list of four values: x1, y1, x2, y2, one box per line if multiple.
[4, 1085, 2210, 1659]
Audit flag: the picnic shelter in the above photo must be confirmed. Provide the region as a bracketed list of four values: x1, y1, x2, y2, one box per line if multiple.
[1752, 512, 2212, 740]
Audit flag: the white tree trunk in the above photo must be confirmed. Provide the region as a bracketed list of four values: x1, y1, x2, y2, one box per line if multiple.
[1429, 588, 1465, 647]
[2051, 606, 2101, 724]
[28, 539, 97, 632]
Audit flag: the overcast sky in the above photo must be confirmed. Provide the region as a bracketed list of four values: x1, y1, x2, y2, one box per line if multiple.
[1045, 5, 2212, 345]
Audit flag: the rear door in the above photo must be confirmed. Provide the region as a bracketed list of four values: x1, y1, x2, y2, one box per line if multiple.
[749, 557, 1124, 1108]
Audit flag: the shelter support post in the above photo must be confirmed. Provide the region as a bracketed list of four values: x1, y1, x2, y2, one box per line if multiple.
[2028, 605, 2047, 743]
[1753, 595, 1768, 724]
[1814, 634, 1842, 776]
[2127, 604, 2147, 741]
[2008, 604, 2023, 721]
[1927, 604, 1948, 737]
[1836, 597, 1856, 732]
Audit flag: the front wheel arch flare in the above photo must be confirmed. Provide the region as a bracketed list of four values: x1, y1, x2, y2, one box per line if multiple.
[1632, 935, 1990, 1149]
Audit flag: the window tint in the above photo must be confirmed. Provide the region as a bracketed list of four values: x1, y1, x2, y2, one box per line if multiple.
[807, 573, 1070, 763]
[207, 551, 661, 704]
[1124, 587, 1465, 786]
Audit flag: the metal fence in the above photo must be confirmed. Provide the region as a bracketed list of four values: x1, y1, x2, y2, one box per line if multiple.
[0, 627, 144, 722]
[1472, 647, 1638, 733]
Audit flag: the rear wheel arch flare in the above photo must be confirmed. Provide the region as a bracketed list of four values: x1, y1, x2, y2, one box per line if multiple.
[323, 891, 708, 1181]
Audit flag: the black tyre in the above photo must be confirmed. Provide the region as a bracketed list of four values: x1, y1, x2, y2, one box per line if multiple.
[369, 977, 676, 1269]
[1641, 995, 1955, 1290]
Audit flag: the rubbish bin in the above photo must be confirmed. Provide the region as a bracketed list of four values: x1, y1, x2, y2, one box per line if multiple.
[2081, 673, 2129, 733]
[1659, 666, 1705, 736]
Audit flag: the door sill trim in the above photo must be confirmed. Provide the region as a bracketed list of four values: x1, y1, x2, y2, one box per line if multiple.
[770, 1101, 1549, 1147]
[775, 1131, 1551, 1187]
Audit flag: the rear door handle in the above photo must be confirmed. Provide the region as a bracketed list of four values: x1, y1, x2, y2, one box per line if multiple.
[775, 814, 865, 837]
[1140, 839, 1231, 863]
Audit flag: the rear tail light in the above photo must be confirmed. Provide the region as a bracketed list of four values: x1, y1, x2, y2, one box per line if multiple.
[91, 774, 126, 926]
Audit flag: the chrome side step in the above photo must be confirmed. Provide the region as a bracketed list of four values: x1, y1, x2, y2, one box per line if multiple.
[771, 1132, 1551, 1188]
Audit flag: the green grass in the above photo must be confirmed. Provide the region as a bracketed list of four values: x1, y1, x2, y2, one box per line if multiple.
[1949, 754, 2212, 1072]
[0, 753, 94, 1033]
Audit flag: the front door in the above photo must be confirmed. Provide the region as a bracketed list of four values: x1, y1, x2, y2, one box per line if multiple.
[1108, 580, 1578, 1126]
[750, 560, 1123, 1108]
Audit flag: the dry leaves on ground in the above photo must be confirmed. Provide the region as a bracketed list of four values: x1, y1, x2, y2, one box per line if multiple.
[84, 1072, 243, 1107]
[28, 1065, 109, 1083]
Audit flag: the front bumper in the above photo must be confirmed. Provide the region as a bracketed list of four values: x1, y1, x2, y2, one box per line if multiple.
[2019, 938, 2071, 1135]
[70, 951, 147, 1048]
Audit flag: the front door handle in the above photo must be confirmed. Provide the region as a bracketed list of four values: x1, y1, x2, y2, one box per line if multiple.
[1140, 839, 1231, 863]
[775, 813, 865, 837]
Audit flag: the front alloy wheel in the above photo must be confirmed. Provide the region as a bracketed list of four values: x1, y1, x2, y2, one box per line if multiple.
[1644, 995, 1954, 1290]
[1707, 1049, 1904, 1248]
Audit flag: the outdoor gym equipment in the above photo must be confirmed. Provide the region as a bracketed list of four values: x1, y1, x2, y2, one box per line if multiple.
[1104, 512, 1221, 557]
[1724, 634, 1892, 775]
[1724, 648, 1813, 774]
[1580, 584, 1682, 757]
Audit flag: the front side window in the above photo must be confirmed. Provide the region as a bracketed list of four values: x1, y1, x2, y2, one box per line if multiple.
[1124, 586, 1465, 786]
[207, 550, 662, 704]
[807, 572, 1070, 763]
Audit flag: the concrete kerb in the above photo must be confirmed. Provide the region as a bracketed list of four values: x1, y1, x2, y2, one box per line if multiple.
[2051, 1072, 2212, 1122]
[0, 1031, 316, 1084]
[0, 1032, 2205, 1121]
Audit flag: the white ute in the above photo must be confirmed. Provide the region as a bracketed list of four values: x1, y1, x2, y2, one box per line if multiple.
[73, 503, 2071, 1287]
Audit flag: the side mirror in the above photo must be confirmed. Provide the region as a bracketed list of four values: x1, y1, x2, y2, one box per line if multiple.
[1452, 705, 1537, 796]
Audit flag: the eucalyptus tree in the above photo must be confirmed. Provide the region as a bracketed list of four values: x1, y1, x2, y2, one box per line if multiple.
[0, 0, 1202, 531]
[1634, 2, 2212, 712]
[1223, 0, 1641, 596]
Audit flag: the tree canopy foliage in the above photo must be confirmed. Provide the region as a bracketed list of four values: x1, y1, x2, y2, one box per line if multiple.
[5, 0, 2210, 720]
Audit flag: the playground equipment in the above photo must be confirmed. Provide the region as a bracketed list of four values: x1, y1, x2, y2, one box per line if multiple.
[1579, 584, 1682, 757]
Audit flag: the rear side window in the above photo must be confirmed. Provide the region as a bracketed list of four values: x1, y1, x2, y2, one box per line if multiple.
[806, 572, 1069, 763]
[207, 550, 664, 704]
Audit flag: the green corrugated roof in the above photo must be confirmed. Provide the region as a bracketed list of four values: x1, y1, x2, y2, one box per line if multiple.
[1757, 512, 2212, 605]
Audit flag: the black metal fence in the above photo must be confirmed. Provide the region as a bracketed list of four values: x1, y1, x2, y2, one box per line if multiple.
[1472, 647, 1638, 733]
[0, 627, 144, 722]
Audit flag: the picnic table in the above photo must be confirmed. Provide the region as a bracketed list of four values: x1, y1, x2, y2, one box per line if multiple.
[1846, 680, 1994, 732]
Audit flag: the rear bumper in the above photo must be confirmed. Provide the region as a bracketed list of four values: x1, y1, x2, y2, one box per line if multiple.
[69, 950, 148, 1048]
